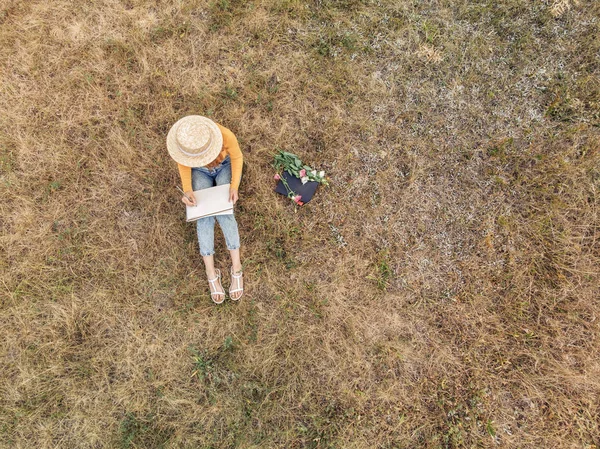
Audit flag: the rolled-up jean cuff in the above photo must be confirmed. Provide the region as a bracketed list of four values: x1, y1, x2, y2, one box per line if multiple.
[200, 251, 215, 257]
[226, 245, 240, 251]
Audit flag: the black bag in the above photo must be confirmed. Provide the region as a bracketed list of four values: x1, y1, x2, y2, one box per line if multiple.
[274, 171, 319, 204]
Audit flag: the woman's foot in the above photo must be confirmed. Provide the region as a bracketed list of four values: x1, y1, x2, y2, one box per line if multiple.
[207, 269, 225, 304]
[229, 267, 244, 301]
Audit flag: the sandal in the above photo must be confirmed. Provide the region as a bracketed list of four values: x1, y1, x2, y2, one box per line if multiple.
[229, 267, 244, 301]
[207, 269, 225, 304]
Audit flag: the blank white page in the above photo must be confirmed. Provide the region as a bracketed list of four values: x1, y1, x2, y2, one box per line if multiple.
[185, 183, 234, 222]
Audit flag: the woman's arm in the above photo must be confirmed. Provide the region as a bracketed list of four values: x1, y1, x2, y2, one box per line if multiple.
[217, 124, 243, 191]
[177, 163, 196, 205]
[177, 163, 193, 193]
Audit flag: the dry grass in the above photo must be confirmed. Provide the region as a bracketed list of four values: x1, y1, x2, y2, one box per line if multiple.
[550, 0, 578, 17]
[1, 0, 599, 447]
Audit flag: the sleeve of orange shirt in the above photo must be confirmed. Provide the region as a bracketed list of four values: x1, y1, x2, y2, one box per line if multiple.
[217, 123, 243, 191]
[177, 163, 193, 193]
[176, 123, 243, 193]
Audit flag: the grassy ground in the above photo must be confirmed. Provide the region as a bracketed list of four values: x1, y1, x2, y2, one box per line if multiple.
[1, 0, 599, 447]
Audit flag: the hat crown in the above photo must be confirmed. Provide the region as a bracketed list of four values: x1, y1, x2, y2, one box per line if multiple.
[166, 115, 223, 167]
[176, 119, 212, 156]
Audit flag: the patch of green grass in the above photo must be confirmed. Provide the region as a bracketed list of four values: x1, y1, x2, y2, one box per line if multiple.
[486, 137, 513, 159]
[266, 237, 286, 260]
[224, 85, 238, 100]
[304, 281, 328, 318]
[313, 29, 364, 59]
[266, 237, 297, 269]
[294, 397, 351, 449]
[189, 346, 214, 381]
[119, 412, 143, 448]
[314, 0, 366, 12]
[223, 335, 234, 351]
[370, 250, 392, 291]
[118, 412, 173, 449]
[433, 385, 492, 448]
[422, 20, 440, 44]
[245, 299, 259, 343]
[208, 0, 248, 31]
[486, 419, 496, 437]
[102, 39, 141, 72]
[48, 180, 61, 193]
[545, 87, 579, 122]
[0, 144, 15, 174]
[149, 21, 191, 43]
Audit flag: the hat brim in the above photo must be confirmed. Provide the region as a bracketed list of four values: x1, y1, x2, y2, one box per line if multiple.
[166, 116, 223, 167]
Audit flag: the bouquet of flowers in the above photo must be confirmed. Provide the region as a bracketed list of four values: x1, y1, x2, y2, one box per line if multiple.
[273, 150, 328, 206]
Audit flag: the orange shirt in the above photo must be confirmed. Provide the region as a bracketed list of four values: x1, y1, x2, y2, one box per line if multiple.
[176, 123, 243, 192]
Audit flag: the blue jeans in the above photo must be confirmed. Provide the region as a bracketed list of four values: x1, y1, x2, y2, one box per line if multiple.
[192, 156, 241, 257]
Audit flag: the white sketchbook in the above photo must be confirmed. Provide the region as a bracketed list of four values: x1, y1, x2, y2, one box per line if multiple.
[185, 183, 234, 222]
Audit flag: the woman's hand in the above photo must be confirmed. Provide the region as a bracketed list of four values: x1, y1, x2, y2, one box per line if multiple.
[229, 188, 239, 204]
[181, 191, 197, 207]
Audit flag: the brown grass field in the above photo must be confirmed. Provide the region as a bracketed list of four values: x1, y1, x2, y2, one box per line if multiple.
[1, 0, 599, 447]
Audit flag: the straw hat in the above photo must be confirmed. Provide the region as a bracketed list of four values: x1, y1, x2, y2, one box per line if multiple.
[166, 115, 223, 167]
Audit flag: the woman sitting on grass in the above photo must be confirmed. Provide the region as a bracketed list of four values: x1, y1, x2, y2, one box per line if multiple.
[167, 115, 244, 304]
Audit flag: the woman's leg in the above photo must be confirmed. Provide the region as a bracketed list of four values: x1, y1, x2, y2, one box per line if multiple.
[229, 248, 242, 273]
[202, 254, 217, 275]
[201, 252, 225, 303]
[192, 168, 217, 263]
[196, 216, 216, 260]
[214, 159, 243, 299]
[216, 212, 242, 299]
[215, 214, 241, 257]
[227, 248, 243, 300]
[214, 159, 241, 258]
[192, 168, 224, 302]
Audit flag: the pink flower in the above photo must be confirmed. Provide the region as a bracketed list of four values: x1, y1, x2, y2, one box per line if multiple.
[299, 169, 306, 177]
[293, 195, 302, 204]
[274, 173, 281, 180]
